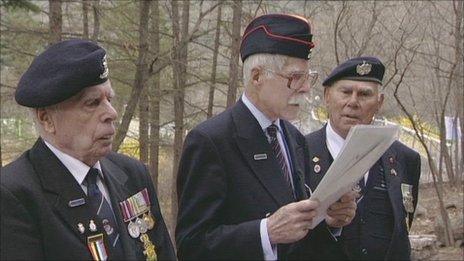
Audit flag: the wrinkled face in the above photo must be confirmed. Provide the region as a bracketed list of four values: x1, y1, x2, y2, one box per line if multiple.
[254, 57, 312, 121]
[42, 81, 118, 165]
[325, 79, 384, 138]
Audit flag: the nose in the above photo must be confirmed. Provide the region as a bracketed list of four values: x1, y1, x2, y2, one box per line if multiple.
[298, 78, 312, 93]
[347, 93, 360, 108]
[101, 100, 118, 123]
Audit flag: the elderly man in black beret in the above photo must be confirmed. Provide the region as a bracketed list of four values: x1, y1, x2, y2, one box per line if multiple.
[175, 14, 357, 260]
[1, 39, 175, 260]
[305, 56, 421, 260]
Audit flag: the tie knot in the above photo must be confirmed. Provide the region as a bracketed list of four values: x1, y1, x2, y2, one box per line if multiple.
[85, 168, 100, 186]
[267, 124, 278, 138]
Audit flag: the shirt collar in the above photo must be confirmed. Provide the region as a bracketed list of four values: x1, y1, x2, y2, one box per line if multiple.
[43, 140, 103, 186]
[325, 120, 346, 159]
[242, 93, 282, 132]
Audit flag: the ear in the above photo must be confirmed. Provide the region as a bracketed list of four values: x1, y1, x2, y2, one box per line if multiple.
[36, 108, 56, 134]
[251, 67, 262, 88]
[323, 86, 331, 106]
[376, 92, 385, 112]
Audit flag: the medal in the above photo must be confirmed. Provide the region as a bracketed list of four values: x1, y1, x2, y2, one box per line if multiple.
[140, 233, 157, 261]
[87, 233, 108, 261]
[143, 212, 155, 230]
[102, 219, 114, 236]
[128, 220, 140, 238]
[89, 220, 97, 232]
[136, 217, 148, 234]
[78, 223, 85, 234]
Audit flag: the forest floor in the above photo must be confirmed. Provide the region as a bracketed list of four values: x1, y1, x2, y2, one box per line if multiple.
[410, 182, 463, 260]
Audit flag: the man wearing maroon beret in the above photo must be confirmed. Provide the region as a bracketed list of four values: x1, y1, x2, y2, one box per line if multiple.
[176, 14, 357, 260]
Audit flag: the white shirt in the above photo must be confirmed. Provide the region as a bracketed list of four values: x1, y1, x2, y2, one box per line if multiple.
[243, 93, 293, 260]
[44, 140, 112, 205]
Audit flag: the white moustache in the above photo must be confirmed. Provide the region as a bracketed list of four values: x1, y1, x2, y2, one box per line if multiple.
[288, 95, 306, 106]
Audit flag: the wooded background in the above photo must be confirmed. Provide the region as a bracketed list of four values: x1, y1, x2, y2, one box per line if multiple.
[1, 0, 462, 247]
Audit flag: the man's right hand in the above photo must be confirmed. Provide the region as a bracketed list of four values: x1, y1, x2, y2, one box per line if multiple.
[267, 199, 319, 244]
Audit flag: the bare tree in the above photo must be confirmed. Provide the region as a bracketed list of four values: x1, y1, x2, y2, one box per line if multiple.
[112, 0, 151, 151]
[171, 0, 190, 231]
[49, 0, 62, 44]
[82, 0, 90, 39]
[207, 2, 222, 118]
[226, 0, 242, 108]
[149, 0, 161, 189]
[91, 0, 101, 41]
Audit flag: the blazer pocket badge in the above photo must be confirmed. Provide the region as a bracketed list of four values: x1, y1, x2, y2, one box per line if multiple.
[401, 183, 414, 213]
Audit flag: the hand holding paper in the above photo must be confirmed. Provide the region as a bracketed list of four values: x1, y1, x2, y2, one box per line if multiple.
[308, 125, 399, 229]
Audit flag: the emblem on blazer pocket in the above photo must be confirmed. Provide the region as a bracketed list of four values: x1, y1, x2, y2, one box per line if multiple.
[401, 183, 414, 213]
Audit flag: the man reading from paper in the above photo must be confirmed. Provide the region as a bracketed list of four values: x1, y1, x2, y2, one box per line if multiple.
[305, 56, 421, 260]
[176, 14, 356, 260]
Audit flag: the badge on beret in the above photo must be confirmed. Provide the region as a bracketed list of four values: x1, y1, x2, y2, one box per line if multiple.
[99, 55, 109, 79]
[356, 61, 372, 75]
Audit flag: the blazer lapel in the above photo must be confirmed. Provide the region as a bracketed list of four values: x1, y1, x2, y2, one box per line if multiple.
[100, 157, 140, 260]
[280, 121, 306, 201]
[232, 100, 294, 207]
[29, 139, 96, 246]
[306, 125, 333, 192]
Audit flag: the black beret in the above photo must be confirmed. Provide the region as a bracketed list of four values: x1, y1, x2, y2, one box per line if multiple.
[15, 39, 109, 108]
[240, 14, 314, 62]
[322, 56, 385, 87]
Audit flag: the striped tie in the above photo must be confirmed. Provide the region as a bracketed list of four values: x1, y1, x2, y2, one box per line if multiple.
[267, 124, 293, 192]
[85, 168, 124, 259]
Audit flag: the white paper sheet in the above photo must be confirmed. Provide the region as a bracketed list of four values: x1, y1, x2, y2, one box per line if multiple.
[308, 125, 399, 229]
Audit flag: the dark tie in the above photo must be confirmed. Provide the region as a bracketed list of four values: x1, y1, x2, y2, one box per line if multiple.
[267, 124, 293, 192]
[85, 168, 124, 259]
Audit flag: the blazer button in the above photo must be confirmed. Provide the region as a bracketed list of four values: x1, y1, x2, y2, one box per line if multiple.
[361, 248, 368, 255]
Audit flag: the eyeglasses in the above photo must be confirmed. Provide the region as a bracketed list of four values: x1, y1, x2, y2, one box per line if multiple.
[263, 68, 318, 90]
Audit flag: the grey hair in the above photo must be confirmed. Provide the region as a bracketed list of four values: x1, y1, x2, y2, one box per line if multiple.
[28, 104, 60, 136]
[242, 53, 289, 87]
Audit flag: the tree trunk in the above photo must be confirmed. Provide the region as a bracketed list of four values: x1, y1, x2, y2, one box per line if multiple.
[82, 0, 90, 39]
[453, 0, 464, 183]
[48, 0, 62, 44]
[226, 0, 242, 108]
[171, 0, 190, 233]
[139, 87, 149, 163]
[91, 0, 101, 41]
[112, 0, 151, 152]
[149, 0, 161, 189]
[207, 3, 222, 119]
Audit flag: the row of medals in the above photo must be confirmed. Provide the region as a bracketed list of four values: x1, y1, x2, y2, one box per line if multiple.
[127, 211, 157, 261]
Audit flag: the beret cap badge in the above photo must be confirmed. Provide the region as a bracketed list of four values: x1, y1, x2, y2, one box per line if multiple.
[99, 54, 109, 79]
[356, 61, 372, 76]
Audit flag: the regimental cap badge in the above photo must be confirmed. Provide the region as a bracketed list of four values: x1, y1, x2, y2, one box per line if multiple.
[99, 54, 109, 79]
[356, 60, 372, 76]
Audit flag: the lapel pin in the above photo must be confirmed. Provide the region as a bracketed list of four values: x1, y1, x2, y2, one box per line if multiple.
[389, 156, 395, 164]
[68, 198, 85, 208]
[77, 223, 85, 234]
[102, 219, 114, 236]
[89, 220, 97, 232]
[312, 156, 319, 163]
[254, 153, 268, 161]
[314, 164, 321, 174]
[390, 169, 397, 176]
